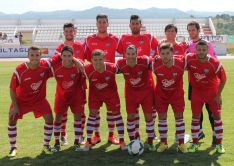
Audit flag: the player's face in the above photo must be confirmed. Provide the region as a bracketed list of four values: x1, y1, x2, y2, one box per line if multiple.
[63, 27, 76, 41]
[92, 55, 105, 70]
[196, 45, 208, 59]
[160, 48, 173, 64]
[28, 49, 41, 66]
[126, 48, 137, 62]
[165, 28, 177, 41]
[97, 18, 109, 34]
[129, 20, 141, 35]
[187, 25, 200, 40]
[61, 51, 73, 66]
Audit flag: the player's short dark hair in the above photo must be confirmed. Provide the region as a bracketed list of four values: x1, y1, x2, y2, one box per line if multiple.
[91, 49, 104, 58]
[187, 21, 200, 30]
[126, 44, 137, 54]
[63, 22, 75, 30]
[96, 14, 108, 23]
[159, 42, 173, 52]
[196, 40, 208, 48]
[130, 15, 141, 24]
[61, 46, 73, 55]
[165, 24, 178, 33]
[28, 45, 41, 53]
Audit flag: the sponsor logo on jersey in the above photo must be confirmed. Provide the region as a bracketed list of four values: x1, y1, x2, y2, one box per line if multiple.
[40, 72, 45, 77]
[95, 83, 108, 90]
[62, 80, 74, 89]
[31, 80, 43, 91]
[194, 73, 206, 81]
[129, 78, 141, 86]
[162, 79, 175, 88]
[70, 74, 76, 78]
[105, 76, 110, 81]
[204, 69, 209, 74]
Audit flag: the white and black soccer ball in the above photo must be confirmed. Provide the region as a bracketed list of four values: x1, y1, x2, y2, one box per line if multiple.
[127, 139, 144, 156]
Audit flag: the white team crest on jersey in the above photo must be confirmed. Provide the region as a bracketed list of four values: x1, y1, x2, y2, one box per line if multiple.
[105, 76, 110, 81]
[204, 69, 209, 74]
[137, 71, 143, 75]
[172, 72, 177, 77]
[129, 78, 141, 86]
[31, 80, 43, 91]
[40, 72, 45, 77]
[95, 83, 108, 90]
[70, 74, 76, 78]
[162, 79, 175, 87]
[194, 73, 206, 81]
[62, 81, 74, 89]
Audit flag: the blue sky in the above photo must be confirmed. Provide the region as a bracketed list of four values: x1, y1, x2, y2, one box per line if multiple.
[2, 0, 234, 14]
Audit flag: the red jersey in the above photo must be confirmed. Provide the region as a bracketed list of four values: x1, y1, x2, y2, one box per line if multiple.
[117, 33, 159, 57]
[84, 33, 119, 63]
[84, 62, 118, 94]
[152, 56, 185, 98]
[10, 59, 52, 105]
[117, 56, 151, 89]
[185, 53, 226, 90]
[55, 41, 85, 60]
[51, 60, 84, 101]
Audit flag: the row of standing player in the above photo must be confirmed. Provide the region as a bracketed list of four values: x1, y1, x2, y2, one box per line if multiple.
[7, 14, 226, 157]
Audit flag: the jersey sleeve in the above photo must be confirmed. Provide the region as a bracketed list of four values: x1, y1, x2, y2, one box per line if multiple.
[151, 36, 159, 57]
[83, 38, 92, 62]
[216, 64, 226, 83]
[48, 53, 61, 66]
[10, 72, 19, 90]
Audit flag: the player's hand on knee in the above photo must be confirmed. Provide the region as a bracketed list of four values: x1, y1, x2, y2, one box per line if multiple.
[214, 94, 222, 105]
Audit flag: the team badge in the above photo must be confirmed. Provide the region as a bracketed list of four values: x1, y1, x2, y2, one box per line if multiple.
[106, 43, 110, 48]
[175, 50, 179, 55]
[172, 72, 177, 77]
[105, 76, 110, 81]
[204, 69, 209, 74]
[40, 72, 45, 77]
[140, 40, 144, 45]
[76, 50, 80, 55]
[138, 71, 143, 75]
[70, 74, 76, 78]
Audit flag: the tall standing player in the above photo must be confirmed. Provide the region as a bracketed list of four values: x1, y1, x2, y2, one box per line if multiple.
[83, 50, 126, 151]
[186, 21, 216, 146]
[117, 45, 156, 151]
[55, 23, 86, 145]
[186, 40, 226, 153]
[83, 14, 119, 145]
[152, 43, 187, 153]
[8, 46, 54, 157]
[117, 15, 159, 139]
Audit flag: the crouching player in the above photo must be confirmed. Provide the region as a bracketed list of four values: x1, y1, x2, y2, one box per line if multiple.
[152, 42, 187, 153]
[50, 46, 86, 152]
[186, 40, 226, 153]
[8, 46, 54, 157]
[117, 45, 156, 151]
[83, 49, 126, 151]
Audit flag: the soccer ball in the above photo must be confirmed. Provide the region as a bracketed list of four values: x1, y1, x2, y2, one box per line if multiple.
[127, 139, 144, 156]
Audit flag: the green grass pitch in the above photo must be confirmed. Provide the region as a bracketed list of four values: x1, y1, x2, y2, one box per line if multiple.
[0, 59, 233, 166]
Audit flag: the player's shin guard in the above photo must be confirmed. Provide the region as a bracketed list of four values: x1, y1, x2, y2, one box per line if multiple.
[175, 118, 185, 144]
[127, 119, 136, 141]
[134, 113, 140, 138]
[191, 118, 200, 144]
[146, 120, 155, 144]
[114, 113, 124, 143]
[44, 122, 53, 146]
[107, 111, 115, 137]
[61, 113, 68, 137]
[87, 115, 96, 143]
[54, 122, 62, 145]
[94, 113, 100, 137]
[214, 119, 223, 144]
[158, 119, 168, 144]
[8, 125, 17, 148]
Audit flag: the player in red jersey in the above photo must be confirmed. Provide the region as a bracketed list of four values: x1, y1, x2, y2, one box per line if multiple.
[157, 24, 185, 57]
[83, 14, 120, 145]
[8, 46, 55, 157]
[186, 40, 226, 154]
[152, 42, 187, 153]
[186, 21, 217, 146]
[117, 15, 158, 139]
[83, 49, 126, 151]
[50, 46, 86, 152]
[55, 23, 86, 146]
[117, 45, 155, 151]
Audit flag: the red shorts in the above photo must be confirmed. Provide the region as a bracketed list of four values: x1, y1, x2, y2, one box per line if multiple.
[125, 86, 154, 114]
[191, 88, 221, 116]
[89, 91, 120, 112]
[54, 89, 85, 115]
[10, 99, 52, 119]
